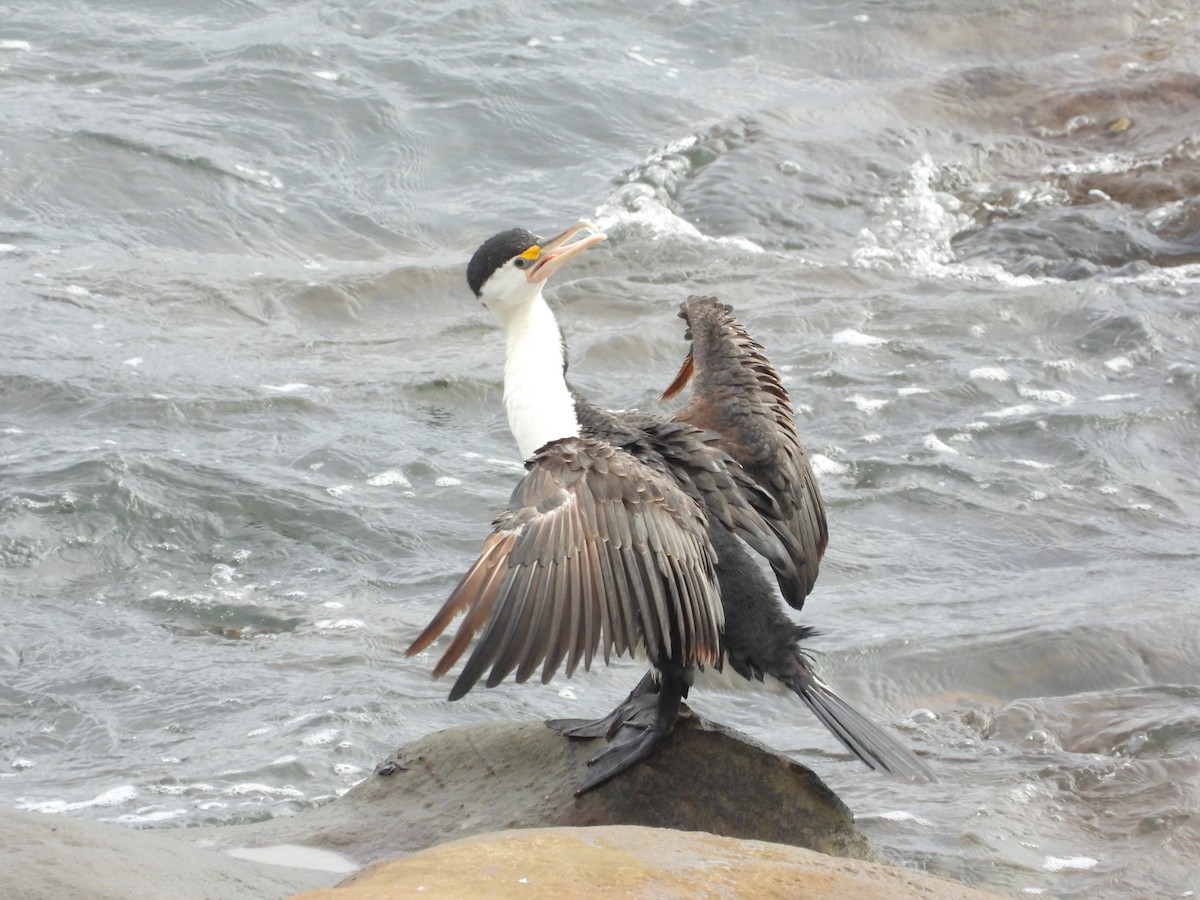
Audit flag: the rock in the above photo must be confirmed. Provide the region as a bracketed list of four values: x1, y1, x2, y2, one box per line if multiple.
[294, 825, 1003, 900]
[198, 711, 872, 865]
[0, 806, 336, 900]
[3, 715, 978, 898]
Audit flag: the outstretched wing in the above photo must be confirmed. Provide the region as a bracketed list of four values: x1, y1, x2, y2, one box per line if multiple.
[664, 295, 828, 608]
[405, 435, 724, 700]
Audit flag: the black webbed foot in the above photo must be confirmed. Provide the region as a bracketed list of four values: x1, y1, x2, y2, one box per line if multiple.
[546, 671, 658, 739]
[549, 670, 687, 796]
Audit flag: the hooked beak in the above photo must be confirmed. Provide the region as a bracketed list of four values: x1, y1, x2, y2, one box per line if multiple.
[528, 221, 606, 284]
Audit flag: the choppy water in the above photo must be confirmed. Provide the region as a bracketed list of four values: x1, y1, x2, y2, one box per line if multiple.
[3, 1, 1199, 896]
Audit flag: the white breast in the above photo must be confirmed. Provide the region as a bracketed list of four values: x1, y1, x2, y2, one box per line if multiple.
[500, 296, 582, 459]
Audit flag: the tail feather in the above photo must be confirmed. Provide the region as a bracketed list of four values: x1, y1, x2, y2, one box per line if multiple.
[789, 671, 937, 783]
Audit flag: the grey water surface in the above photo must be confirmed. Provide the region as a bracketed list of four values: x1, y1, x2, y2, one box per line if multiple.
[2, 1, 1199, 896]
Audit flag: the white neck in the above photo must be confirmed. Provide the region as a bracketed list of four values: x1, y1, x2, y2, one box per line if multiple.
[497, 293, 581, 460]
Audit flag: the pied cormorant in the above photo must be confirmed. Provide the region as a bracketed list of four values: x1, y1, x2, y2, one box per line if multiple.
[406, 221, 934, 793]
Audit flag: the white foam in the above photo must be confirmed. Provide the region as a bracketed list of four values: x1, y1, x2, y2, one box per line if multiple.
[1018, 387, 1075, 405]
[1008, 458, 1052, 469]
[224, 783, 304, 798]
[311, 70, 340, 81]
[0, 40, 32, 51]
[1098, 393, 1139, 402]
[485, 457, 526, 472]
[315, 618, 365, 630]
[897, 386, 929, 397]
[18, 785, 137, 814]
[301, 728, 340, 747]
[1043, 359, 1077, 371]
[591, 136, 764, 253]
[1104, 355, 1134, 373]
[149, 783, 213, 796]
[123, 357, 143, 367]
[984, 403, 1038, 419]
[1042, 856, 1098, 872]
[262, 383, 310, 393]
[970, 366, 1011, 382]
[810, 454, 847, 476]
[1008, 782, 1049, 804]
[1044, 154, 1137, 177]
[847, 394, 888, 414]
[110, 809, 188, 825]
[234, 165, 283, 190]
[851, 156, 1046, 286]
[832, 328, 886, 347]
[434, 476, 462, 487]
[210, 563, 235, 585]
[923, 434, 959, 454]
[367, 468, 411, 487]
[873, 810, 933, 826]
[10, 758, 34, 770]
[851, 156, 967, 271]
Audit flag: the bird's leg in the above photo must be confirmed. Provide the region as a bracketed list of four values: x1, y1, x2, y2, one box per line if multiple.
[563, 668, 689, 796]
[546, 670, 659, 739]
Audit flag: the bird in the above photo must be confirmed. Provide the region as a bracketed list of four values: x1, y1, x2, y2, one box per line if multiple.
[405, 221, 934, 794]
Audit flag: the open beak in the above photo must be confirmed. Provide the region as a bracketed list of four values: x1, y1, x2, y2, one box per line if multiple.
[528, 221, 606, 283]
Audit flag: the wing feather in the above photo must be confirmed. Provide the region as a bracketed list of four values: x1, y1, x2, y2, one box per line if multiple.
[406, 435, 724, 698]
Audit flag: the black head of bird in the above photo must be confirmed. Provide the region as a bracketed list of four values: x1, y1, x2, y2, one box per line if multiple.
[466, 222, 606, 318]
